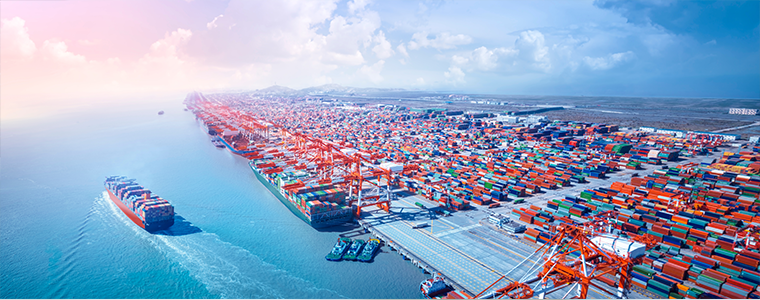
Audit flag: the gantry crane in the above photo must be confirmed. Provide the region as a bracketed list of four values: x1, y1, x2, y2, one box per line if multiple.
[474, 217, 646, 299]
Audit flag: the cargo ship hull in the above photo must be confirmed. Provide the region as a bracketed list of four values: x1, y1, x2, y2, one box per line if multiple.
[106, 189, 174, 232]
[105, 178, 174, 232]
[249, 164, 353, 229]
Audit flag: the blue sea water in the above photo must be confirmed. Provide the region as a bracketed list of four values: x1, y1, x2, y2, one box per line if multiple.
[0, 96, 427, 299]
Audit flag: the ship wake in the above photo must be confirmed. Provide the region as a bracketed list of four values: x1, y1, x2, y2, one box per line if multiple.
[101, 191, 344, 299]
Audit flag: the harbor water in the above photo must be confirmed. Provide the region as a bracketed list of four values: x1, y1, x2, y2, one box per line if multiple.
[0, 95, 427, 299]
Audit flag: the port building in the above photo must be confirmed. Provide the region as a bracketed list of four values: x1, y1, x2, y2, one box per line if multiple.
[729, 108, 759, 115]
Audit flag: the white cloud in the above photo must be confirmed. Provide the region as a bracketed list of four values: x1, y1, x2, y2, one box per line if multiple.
[640, 31, 676, 56]
[417, 2, 428, 14]
[40, 40, 86, 64]
[372, 30, 394, 59]
[324, 51, 365, 66]
[452, 46, 518, 71]
[416, 77, 425, 85]
[408, 32, 472, 50]
[323, 11, 381, 65]
[140, 28, 193, 67]
[397, 43, 409, 57]
[1, 17, 37, 60]
[705, 39, 716, 45]
[444, 66, 465, 84]
[348, 0, 371, 15]
[515, 30, 551, 72]
[206, 14, 224, 29]
[583, 51, 635, 70]
[359, 59, 385, 83]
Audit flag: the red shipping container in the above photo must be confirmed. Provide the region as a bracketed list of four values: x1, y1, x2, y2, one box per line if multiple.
[662, 262, 687, 280]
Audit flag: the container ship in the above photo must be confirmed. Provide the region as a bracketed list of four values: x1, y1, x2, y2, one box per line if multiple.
[249, 160, 354, 228]
[104, 176, 175, 232]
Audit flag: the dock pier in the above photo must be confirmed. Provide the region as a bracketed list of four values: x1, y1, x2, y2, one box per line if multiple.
[358, 219, 473, 295]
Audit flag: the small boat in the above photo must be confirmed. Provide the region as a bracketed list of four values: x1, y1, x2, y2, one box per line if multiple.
[420, 273, 451, 299]
[158, 111, 165, 115]
[357, 238, 380, 262]
[325, 237, 351, 261]
[343, 239, 365, 261]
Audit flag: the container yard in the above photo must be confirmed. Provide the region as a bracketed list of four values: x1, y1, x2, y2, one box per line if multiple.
[184, 91, 759, 299]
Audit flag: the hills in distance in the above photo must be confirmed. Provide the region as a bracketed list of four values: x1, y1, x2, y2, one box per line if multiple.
[253, 84, 406, 96]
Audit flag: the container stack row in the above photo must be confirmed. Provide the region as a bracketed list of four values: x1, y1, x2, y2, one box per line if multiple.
[510, 152, 760, 299]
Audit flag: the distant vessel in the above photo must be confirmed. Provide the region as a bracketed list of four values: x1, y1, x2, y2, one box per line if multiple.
[325, 237, 351, 261]
[158, 111, 164, 115]
[343, 239, 365, 261]
[104, 176, 174, 232]
[420, 273, 451, 299]
[357, 238, 381, 262]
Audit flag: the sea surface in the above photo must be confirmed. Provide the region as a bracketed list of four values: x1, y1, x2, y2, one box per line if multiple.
[0, 96, 428, 299]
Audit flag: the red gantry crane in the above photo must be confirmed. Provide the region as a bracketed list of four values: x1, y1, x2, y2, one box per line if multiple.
[474, 217, 646, 299]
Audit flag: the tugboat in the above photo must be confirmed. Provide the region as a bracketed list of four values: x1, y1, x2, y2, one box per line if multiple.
[325, 237, 351, 261]
[158, 110, 164, 115]
[343, 239, 365, 261]
[420, 273, 451, 299]
[357, 238, 381, 262]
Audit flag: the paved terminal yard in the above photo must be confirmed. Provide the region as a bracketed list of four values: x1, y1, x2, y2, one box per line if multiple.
[357, 144, 738, 299]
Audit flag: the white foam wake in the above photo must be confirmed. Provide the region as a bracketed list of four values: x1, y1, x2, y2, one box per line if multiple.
[99, 192, 344, 299]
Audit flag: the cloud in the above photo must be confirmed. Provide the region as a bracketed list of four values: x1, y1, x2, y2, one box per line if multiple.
[515, 30, 551, 72]
[452, 46, 518, 71]
[41, 40, 86, 64]
[185, 0, 341, 66]
[140, 28, 192, 66]
[444, 66, 465, 84]
[397, 43, 409, 57]
[323, 51, 365, 66]
[407, 31, 472, 50]
[372, 30, 394, 59]
[359, 59, 385, 83]
[594, 0, 675, 25]
[583, 51, 636, 70]
[323, 11, 382, 65]
[206, 14, 224, 29]
[416, 77, 425, 85]
[1, 17, 37, 60]
[640, 31, 676, 56]
[348, 0, 371, 15]
[705, 39, 716, 45]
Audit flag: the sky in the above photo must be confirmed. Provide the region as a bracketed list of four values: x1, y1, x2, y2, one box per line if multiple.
[1, 0, 758, 119]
